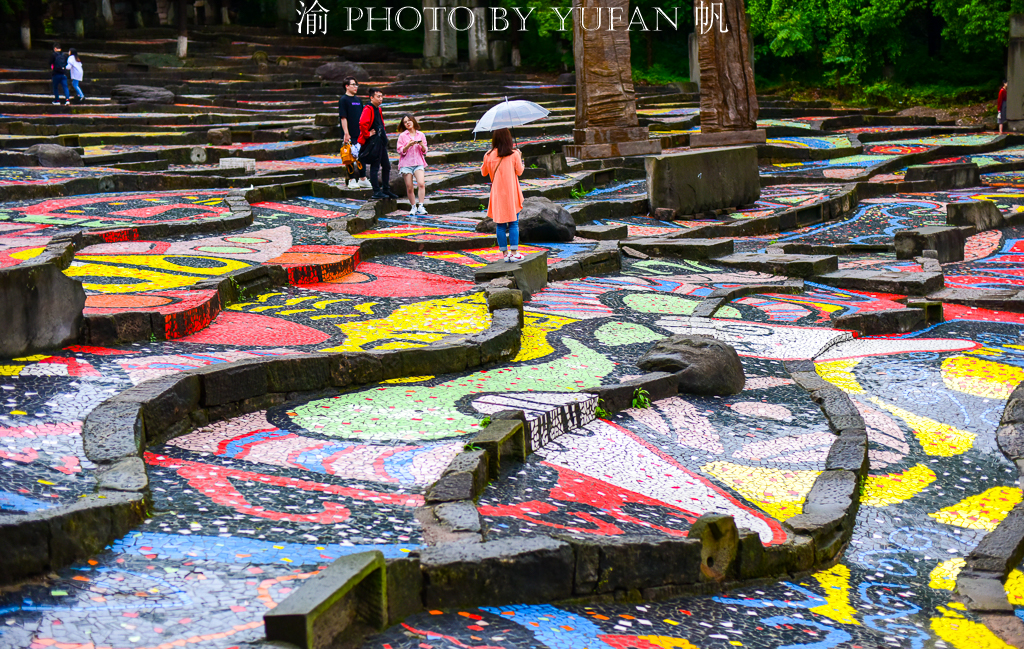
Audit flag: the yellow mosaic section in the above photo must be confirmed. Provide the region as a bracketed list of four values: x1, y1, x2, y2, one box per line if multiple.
[810, 564, 859, 625]
[517, 311, 579, 362]
[929, 486, 1023, 531]
[815, 359, 864, 394]
[931, 603, 1015, 649]
[700, 462, 818, 520]
[869, 397, 975, 456]
[66, 255, 251, 293]
[929, 557, 965, 590]
[861, 464, 936, 507]
[322, 292, 492, 352]
[943, 355, 1024, 400]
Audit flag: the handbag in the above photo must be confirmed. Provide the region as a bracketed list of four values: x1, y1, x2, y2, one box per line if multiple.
[340, 142, 362, 175]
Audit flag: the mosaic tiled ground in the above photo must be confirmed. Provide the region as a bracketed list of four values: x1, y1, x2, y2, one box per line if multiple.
[8, 31, 1024, 649]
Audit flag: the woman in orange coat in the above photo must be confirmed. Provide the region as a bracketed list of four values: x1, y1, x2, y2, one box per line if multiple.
[481, 128, 525, 262]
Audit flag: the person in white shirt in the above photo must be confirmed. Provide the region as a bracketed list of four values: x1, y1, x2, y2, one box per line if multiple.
[66, 48, 84, 102]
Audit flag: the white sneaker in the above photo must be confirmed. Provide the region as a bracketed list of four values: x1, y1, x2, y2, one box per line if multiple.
[501, 251, 511, 262]
[509, 252, 525, 262]
[51, 101, 60, 105]
[416, 203, 428, 215]
[358, 178, 372, 189]
[347, 179, 359, 189]
[409, 206, 418, 217]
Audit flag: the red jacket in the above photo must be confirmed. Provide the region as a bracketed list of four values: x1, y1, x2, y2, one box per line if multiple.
[999, 86, 1007, 110]
[358, 104, 384, 145]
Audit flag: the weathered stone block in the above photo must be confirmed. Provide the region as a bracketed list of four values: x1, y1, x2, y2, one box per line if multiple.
[196, 359, 269, 407]
[474, 252, 548, 300]
[265, 355, 332, 393]
[385, 557, 423, 624]
[813, 387, 865, 431]
[904, 162, 981, 189]
[469, 419, 526, 476]
[688, 514, 739, 582]
[645, 147, 760, 215]
[0, 261, 85, 358]
[803, 470, 858, 516]
[433, 501, 483, 534]
[957, 574, 1014, 612]
[618, 238, 733, 260]
[420, 536, 573, 607]
[966, 503, 1024, 576]
[715, 253, 838, 278]
[833, 308, 926, 335]
[894, 226, 966, 263]
[826, 429, 869, 474]
[547, 260, 583, 282]
[586, 372, 680, 414]
[814, 269, 944, 295]
[116, 374, 199, 441]
[96, 456, 149, 493]
[82, 400, 145, 463]
[947, 200, 1004, 231]
[207, 127, 232, 145]
[265, 550, 387, 649]
[426, 451, 488, 503]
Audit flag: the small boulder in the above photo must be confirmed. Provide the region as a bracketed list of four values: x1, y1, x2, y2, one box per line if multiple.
[207, 128, 232, 146]
[637, 334, 745, 395]
[475, 196, 576, 243]
[287, 125, 326, 141]
[315, 60, 368, 81]
[111, 85, 175, 105]
[24, 143, 83, 167]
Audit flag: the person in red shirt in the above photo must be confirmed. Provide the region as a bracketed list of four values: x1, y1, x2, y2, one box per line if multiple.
[999, 80, 1008, 134]
[358, 89, 398, 199]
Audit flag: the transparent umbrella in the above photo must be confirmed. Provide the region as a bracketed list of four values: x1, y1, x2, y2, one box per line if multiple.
[472, 97, 550, 140]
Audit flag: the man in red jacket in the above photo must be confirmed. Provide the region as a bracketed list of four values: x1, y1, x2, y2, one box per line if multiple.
[359, 89, 398, 199]
[999, 80, 1008, 134]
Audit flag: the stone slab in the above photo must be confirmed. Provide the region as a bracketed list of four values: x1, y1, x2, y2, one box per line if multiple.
[645, 146, 760, 215]
[689, 129, 767, 148]
[715, 253, 837, 278]
[814, 270, 944, 296]
[265, 550, 387, 649]
[894, 226, 966, 263]
[474, 251, 548, 300]
[619, 238, 733, 260]
[832, 308, 926, 335]
[577, 224, 628, 240]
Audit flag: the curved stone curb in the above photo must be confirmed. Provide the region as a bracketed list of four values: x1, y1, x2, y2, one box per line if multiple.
[263, 355, 874, 648]
[957, 379, 1024, 614]
[0, 302, 524, 585]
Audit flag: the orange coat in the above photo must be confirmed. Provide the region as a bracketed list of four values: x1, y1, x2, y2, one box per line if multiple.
[481, 148, 524, 224]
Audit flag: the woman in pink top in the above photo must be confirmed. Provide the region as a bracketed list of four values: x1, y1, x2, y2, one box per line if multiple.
[397, 115, 429, 216]
[481, 128, 525, 261]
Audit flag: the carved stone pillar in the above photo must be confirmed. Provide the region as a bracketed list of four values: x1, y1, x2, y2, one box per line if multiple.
[439, 0, 458, 67]
[423, 0, 440, 67]
[691, 0, 764, 147]
[562, 0, 661, 159]
[468, 2, 489, 71]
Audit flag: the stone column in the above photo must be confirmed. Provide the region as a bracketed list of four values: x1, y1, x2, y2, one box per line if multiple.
[277, 0, 295, 34]
[1009, 15, 1024, 131]
[688, 33, 700, 91]
[563, 0, 661, 159]
[423, 0, 440, 67]
[489, 40, 509, 70]
[439, 0, 458, 67]
[691, 0, 764, 147]
[468, 1, 489, 71]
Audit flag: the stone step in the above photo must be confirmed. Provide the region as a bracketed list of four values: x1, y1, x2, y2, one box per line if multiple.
[618, 237, 734, 260]
[813, 269, 944, 296]
[715, 253, 838, 278]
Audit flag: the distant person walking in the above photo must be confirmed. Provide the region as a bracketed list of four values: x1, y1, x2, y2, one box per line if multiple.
[397, 115, 429, 216]
[999, 80, 1008, 134]
[339, 76, 370, 189]
[481, 128, 525, 262]
[358, 88, 398, 200]
[67, 48, 85, 103]
[48, 43, 70, 106]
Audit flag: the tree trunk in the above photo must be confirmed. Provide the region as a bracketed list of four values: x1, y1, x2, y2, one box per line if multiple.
[20, 7, 31, 49]
[176, 0, 188, 58]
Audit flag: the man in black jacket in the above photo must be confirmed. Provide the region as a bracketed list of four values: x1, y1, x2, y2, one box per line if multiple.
[48, 43, 70, 106]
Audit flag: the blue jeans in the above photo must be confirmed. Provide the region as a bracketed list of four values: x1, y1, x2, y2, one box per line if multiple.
[52, 74, 68, 101]
[71, 79, 83, 99]
[496, 219, 519, 251]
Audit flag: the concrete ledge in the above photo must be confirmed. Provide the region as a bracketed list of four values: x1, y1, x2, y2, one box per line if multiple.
[894, 226, 966, 263]
[715, 253, 837, 278]
[619, 238, 733, 259]
[264, 550, 387, 649]
[832, 307, 926, 335]
[814, 269, 944, 295]
[947, 200, 1005, 231]
[904, 162, 981, 189]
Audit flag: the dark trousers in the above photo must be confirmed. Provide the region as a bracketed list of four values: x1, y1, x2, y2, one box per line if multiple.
[367, 146, 391, 193]
[52, 74, 69, 101]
